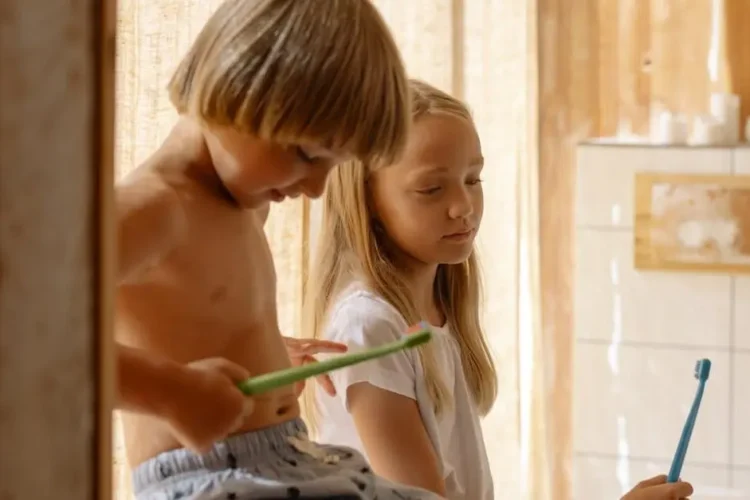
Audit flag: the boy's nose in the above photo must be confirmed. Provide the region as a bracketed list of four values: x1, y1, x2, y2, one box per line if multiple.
[299, 169, 329, 199]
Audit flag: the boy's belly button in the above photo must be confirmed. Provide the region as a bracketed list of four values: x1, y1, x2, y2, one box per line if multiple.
[236, 392, 300, 432]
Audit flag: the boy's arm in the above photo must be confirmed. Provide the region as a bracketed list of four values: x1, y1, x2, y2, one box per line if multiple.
[116, 175, 185, 282]
[118, 345, 254, 453]
[116, 344, 188, 417]
[347, 383, 446, 496]
[114, 175, 186, 411]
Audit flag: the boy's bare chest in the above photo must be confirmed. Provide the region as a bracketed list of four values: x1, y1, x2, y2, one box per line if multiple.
[121, 204, 279, 332]
[178, 208, 275, 312]
[116, 204, 289, 368]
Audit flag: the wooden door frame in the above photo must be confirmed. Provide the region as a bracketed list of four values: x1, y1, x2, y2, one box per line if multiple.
[0, 0, 116, 498]
[97, 0, 118, 497]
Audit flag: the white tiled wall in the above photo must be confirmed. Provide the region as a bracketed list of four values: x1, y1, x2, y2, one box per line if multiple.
[574, 144, 750, 499]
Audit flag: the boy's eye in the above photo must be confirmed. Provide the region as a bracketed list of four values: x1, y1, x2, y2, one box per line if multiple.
[294, 145, 315, 163]
[467, 177, 483, 186]
[416, 186, 441, 195]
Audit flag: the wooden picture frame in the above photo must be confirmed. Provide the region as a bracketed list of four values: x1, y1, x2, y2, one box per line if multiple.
[634, 172, 750, 274]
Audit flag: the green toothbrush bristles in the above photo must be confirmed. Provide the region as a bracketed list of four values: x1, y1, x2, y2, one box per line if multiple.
[237, 328, 432, 396]
[401, 330, 431, 348]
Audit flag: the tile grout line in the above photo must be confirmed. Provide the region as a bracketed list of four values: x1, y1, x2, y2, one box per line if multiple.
[575, 338, 750, 353]
[574, 451, 750, 471]
[729, 147, 735, 489]
[576, 224, 633, 232]
[729, 275, 736, 487]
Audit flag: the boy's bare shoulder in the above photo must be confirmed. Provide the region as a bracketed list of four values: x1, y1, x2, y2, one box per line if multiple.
[118, 151, 212, 208]
[115, 162, 193, 280]
[117, 164, 183, 217]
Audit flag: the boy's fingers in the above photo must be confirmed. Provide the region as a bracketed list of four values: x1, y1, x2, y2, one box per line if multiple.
[228, 399, 254, 433]
[241, 398, 254, 416]
[215, 360, 251, 382]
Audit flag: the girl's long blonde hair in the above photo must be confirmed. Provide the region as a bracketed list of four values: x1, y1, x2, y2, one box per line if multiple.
[303, 80, 498, 432]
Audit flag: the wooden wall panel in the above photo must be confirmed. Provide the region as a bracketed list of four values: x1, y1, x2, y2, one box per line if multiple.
[537, 1, 599, 498]
[649, 1, 713, 119]
[0, 0, 114, 499]
[595, 0, 733, 138]
[597, 0, 621, 136]
[724, 0, 750, 128]
[616, 1, 652, 135]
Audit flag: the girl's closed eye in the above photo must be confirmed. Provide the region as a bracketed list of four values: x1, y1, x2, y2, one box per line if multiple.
[416, 185, 442, 195]
[467, 177, 483, 186]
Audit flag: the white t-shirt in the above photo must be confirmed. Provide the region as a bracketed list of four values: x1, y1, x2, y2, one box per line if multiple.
[314, 285, 494, 500]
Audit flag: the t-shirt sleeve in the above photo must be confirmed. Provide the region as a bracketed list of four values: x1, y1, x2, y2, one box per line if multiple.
[324, 293, 416, 409]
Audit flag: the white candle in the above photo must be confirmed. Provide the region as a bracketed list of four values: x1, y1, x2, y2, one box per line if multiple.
[651, 111, 689, 145]
[745, 116, 750, 143]
[709, 92, 740, 144]
[690, 115, 725, 146]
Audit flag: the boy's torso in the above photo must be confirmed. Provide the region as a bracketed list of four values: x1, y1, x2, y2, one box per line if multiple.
[116, 162, 299, 467]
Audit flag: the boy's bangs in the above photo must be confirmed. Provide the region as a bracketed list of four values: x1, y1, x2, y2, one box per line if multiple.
[251, 70, 409, 168]
[170, 0, 410, 166]
[216, 47, 409, 167]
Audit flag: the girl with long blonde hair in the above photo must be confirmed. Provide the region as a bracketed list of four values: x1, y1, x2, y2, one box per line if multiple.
[301, 79, 697, 500]
[303, 79, 497, 499]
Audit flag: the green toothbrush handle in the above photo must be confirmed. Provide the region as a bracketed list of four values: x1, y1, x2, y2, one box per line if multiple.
[236, 329, 431, 396]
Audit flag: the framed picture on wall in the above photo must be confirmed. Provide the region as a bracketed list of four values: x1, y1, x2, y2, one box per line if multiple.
[634, 172, 750, 274]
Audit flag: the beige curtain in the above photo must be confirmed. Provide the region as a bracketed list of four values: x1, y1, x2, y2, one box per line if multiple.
[113, 2, 564, 500]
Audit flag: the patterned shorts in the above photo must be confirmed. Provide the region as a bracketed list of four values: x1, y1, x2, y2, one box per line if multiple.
[132, 418, 443, 499]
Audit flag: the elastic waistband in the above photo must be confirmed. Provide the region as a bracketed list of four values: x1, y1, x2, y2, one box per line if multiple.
[131, 418, 307, 494]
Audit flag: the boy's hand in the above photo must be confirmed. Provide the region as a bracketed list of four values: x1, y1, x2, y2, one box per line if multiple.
[283, 337, 347, 396]
[622, 475, 693, 500]
[162, 357, 254, 454]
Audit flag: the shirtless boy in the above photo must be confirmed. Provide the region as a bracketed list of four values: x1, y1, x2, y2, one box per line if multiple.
[115, 0, 439, 498]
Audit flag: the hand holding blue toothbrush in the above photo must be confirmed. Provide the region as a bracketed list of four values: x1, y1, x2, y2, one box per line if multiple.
[620, 474, 693, 500]
[617, 360, 708, 500]
[667, 358, 711, 483]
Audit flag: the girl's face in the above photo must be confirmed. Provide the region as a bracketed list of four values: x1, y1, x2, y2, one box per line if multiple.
[369, 114, 483, 267]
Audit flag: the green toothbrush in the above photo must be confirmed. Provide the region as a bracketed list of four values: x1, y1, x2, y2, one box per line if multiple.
[237, 327, 432, 396]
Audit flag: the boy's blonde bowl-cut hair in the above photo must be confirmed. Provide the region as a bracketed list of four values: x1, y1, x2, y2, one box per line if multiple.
[169, 0, 410, 166]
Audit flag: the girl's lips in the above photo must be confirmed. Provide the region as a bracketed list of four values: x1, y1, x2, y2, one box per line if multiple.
[443, 229, 474, 241]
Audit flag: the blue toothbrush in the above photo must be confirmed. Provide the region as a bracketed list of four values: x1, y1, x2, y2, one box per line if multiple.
[667, 358, 711, 483]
